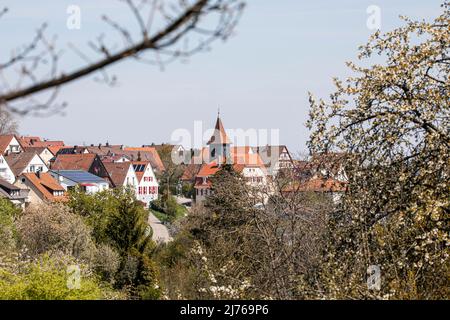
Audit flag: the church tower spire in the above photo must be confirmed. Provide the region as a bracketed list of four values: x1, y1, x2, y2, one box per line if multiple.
[207, 111, 231, 165]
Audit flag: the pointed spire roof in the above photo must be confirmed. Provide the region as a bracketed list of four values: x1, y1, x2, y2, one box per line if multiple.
[207, 115, 231, 145]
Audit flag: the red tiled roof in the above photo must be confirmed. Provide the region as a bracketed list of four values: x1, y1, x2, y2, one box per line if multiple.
[85, 145, 124, 156]
[19, 136, 64, 148]
[103, 162, 133, 187]
[5, 152, 43, 176]
[284, 178, 347, 193]
[51, 153, 97, 171]
[23, 146, 48, 154]
[0, 135, 17, 154]
[124, 147, 165, 172]
[48, 145, 70, 156]
[181, 163, 202, 181]
[22, 172, 66, 202]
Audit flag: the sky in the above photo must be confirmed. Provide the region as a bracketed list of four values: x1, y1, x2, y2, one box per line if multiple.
[0, 0, 444, 154]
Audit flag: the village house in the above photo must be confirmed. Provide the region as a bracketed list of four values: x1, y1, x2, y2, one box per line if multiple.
[55, 143, 165, 175]
[193, 115, 268, 203]
[151, 143, 187, 165]
[0, 155, 16, 184]
[49, 170, 109, 194]
[103, 162, 138, 190]
[18, 136, 64, 149]
[0, 135, 23, 155]
[18, 136, 66, 164]
[51, 153, 113, 186]
[15, 172, 66, 206]
[282, 177, 347, 204]
[5, 152, 48, 177]
[132, 161, 159, 207]
[123, 147, 165, 173]
[252, 145, 294, 176]
[0, 178, 29, 209]
[22, 146, 54, 166]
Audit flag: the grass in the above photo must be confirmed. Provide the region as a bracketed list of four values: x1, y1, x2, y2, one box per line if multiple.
[150, 203, 187, 224]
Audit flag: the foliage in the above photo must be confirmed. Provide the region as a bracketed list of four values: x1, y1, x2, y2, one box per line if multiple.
[68, 188, 161, 299]
[17, 203, 95, 260]
[0, 105, 18, 134]
[307, 3, 450, 299]
[156, 165, 333, 299]
[151, 195, 187, 223]
[68, 188, 151, 253]
[0, 254, 103, 300]
[0, 198, 21, 253]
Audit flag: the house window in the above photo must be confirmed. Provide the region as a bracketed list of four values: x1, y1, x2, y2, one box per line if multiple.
[30, 165, 35, 172]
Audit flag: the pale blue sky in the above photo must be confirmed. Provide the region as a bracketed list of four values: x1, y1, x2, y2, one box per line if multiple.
[1, 0, 444, 154]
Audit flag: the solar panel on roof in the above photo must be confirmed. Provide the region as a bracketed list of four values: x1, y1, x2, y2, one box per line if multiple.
[52, 170, 106, 183]
[133, 164, 145, 172]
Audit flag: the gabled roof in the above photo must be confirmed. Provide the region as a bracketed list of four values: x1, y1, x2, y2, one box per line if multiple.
[48, 145, 70, 156]
[23, 146, 48, 154]
[196, 149, 266, 179]
[131, 161, 150, 183]
[18, 136, 64, 148]
[103, 162, 134, 187]
[50, 170, 108, 184]
[18, 136, 41, 146]
[0, 135, 20, 154]
[253, 145, 288, 157]
[21, 172, 66, 202]
[51, 153, 97, 171]
[101, 154, 130, 163]
[85, 145, 124, 156]
[0, 178, 21, 191]
[181, 163, 202, 181]
[5, 152, 44, 176]
[207, 116, 231, 145]
[123, 147, 165, 172]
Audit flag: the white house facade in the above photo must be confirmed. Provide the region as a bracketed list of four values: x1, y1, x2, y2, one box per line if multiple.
[0, 155, 16, 184]
[133, 161, 159, 206]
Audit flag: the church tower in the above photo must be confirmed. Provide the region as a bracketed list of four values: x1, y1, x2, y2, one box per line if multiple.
[207, 112, 232, 165]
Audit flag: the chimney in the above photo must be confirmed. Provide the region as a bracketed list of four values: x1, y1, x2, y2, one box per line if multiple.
[98, 143, 102, 149]
[106, 142, 110, 147]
